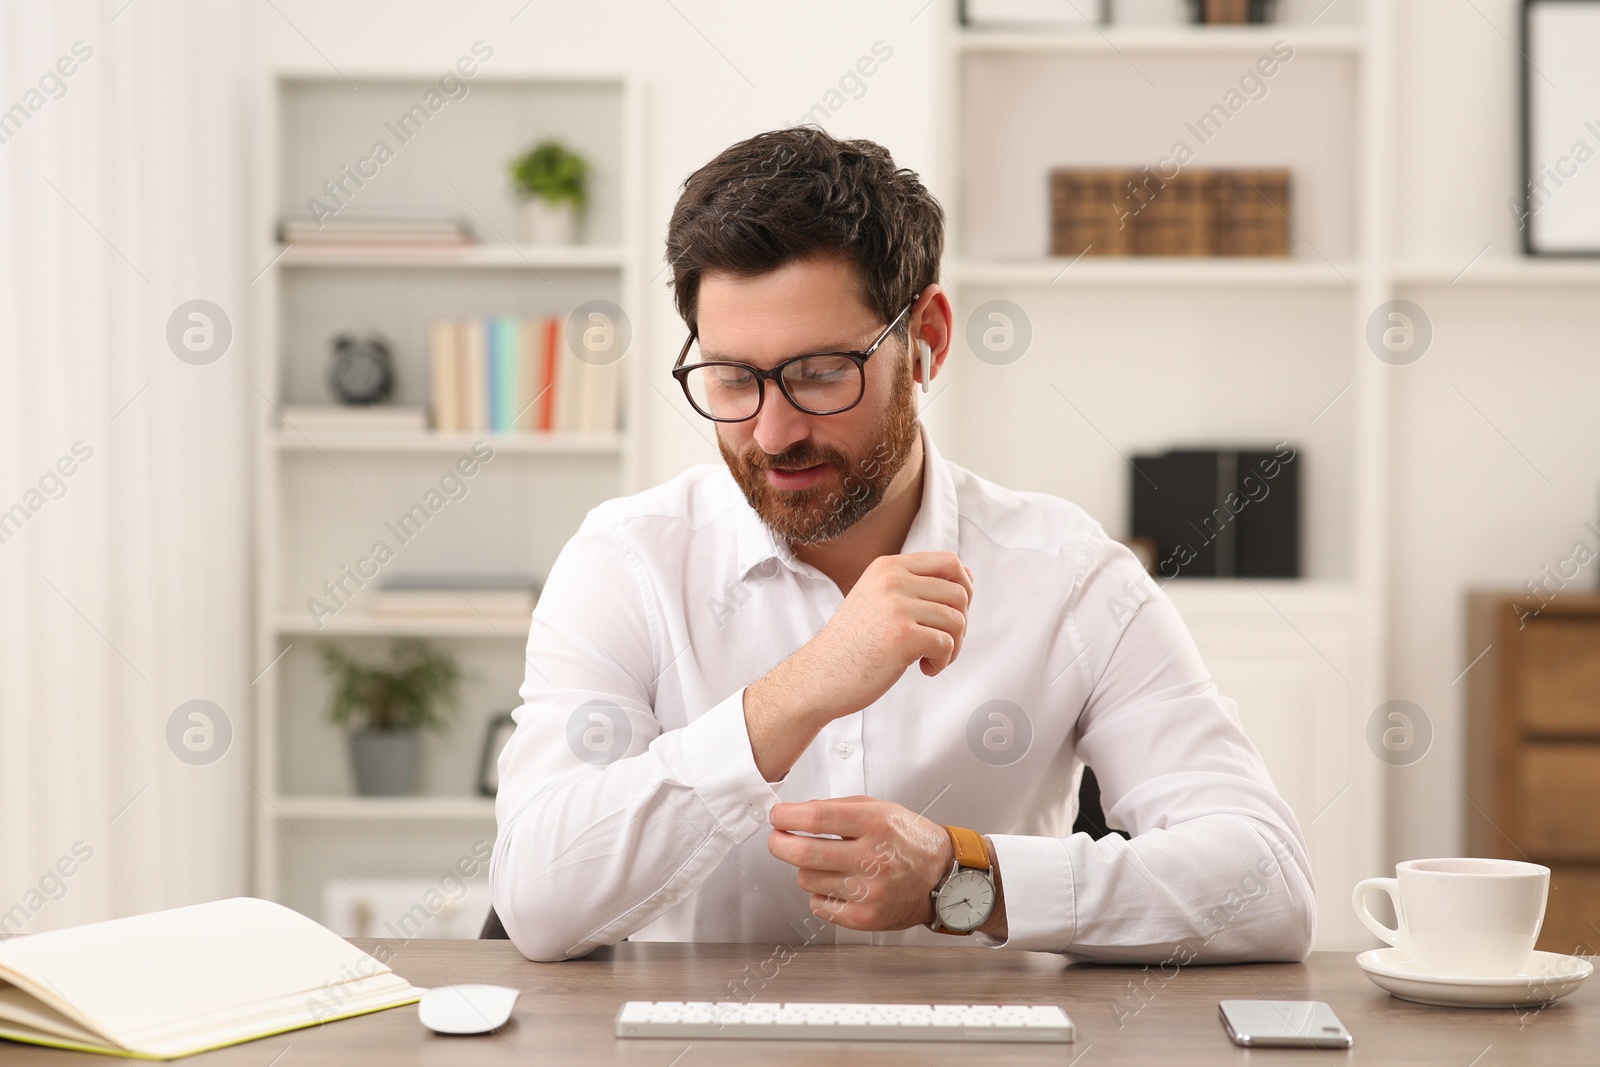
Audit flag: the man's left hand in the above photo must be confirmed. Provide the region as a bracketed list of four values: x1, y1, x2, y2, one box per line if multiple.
[767, 796, 951, 931]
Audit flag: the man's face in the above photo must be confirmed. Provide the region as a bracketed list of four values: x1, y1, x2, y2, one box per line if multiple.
[695, 254, 920, 545]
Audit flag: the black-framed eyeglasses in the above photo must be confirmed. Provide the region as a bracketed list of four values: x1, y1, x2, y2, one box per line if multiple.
[671, 300, 914, 423]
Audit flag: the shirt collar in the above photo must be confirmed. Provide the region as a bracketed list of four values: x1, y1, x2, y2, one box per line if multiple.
[733, 423, 959, 581]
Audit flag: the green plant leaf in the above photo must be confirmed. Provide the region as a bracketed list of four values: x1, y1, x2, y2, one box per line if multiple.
[509, 139, 590, 208]
[317, 638, 462, 733]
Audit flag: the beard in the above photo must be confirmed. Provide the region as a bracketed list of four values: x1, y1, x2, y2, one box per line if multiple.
[719, 361, 921, 547]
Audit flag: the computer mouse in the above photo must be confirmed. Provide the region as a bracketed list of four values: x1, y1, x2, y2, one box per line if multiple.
[418, 983, 521, 1035]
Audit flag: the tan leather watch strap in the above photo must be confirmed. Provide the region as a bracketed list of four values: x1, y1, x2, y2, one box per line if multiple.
[944, 825, 990, 872]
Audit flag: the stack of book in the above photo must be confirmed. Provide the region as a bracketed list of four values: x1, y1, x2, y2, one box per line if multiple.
[1187, 0, 1276, 23]
[961, 0, 1102, 29]
[277, 208, 474, 248]
[1049, 167, 1291, 257]
[367, 574, 540, 622]
[279, 405, 428, 432]
[428, 314, 622, 434]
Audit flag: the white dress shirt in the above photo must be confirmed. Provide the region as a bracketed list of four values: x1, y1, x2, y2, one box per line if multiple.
[491, 425, 1315, 964]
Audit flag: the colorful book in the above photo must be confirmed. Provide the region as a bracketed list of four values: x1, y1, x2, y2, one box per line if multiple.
[458, 318, 488, 432]
[556, 319, 583, 433]
[516, 316, 542, 431]
[539, 316, 560, 432]
[488, 315, 519, 432]
[420, 312, 619, 436]
[427, 319, 459, 431]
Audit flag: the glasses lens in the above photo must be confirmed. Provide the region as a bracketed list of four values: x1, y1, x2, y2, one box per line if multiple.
[781, 355, 863, 414]
[682, 360, 762, 421]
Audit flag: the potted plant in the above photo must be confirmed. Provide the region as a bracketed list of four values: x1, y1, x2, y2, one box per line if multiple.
[509, 139, 589, 245]
[318, 638, 462, 796]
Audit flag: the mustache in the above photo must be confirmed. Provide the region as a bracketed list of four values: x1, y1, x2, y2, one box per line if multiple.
[743, 444, 842, 473]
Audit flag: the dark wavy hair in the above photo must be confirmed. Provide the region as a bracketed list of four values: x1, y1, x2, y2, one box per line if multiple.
[665, 126, 945, 341]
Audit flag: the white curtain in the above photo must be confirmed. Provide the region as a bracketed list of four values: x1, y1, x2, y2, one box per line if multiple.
[0, 1, 251, 932]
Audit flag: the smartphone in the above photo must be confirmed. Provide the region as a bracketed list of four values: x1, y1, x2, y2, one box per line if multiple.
[1218, 1000, 1353, 1048]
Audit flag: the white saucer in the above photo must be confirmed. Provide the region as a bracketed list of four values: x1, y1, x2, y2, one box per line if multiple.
[1356, 948, 1593, 1008]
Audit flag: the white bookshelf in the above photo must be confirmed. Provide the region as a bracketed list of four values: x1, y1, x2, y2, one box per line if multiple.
[277, 243, 626, 269]
[953, 25, 1363, 55]
[271, 796, 497, 822]
[271, 429, 626, 454]
[273, 614, 531, 639]
[251, 70, 642, 924]
[1392, 260, 1600, 288]
[947, 257, 1359, 288]
[931, 0, 1387, 949]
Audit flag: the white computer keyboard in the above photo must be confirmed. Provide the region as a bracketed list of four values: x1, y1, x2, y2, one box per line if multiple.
[615, 1000, 1075, 1043]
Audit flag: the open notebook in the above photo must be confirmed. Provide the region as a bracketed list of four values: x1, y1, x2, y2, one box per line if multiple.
[0, 897, 425, 1059]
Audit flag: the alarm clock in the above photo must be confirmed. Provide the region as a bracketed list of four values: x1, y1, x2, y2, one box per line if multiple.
[328, 332, 395, 405]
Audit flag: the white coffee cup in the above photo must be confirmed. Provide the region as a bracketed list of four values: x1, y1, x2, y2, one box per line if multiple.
[1351, 857, 1549, 978]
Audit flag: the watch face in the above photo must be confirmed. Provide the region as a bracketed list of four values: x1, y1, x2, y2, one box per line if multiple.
[936, 868, 994, 932]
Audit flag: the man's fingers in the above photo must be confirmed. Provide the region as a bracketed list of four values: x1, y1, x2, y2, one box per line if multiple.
[770, 799, 877, 839]
[809, 893, 871, 930]
[896, 552, 973, 602]
[908, 620, 953, 671]
[900, 573, 971, 615]
[768, 828, 855, 871]
[795, 867, 870, 901]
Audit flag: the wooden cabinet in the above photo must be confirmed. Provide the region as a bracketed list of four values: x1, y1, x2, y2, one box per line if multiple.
[1466, 592, 1600, 954]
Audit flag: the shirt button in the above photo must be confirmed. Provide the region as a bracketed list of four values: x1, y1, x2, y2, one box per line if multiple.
[835, 741, 853, 759]
[660, 890, 677, 906]
[747, 804, 765, 822]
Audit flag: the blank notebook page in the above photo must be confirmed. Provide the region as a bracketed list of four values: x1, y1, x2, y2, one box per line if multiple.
[0, 897, 421, 1057]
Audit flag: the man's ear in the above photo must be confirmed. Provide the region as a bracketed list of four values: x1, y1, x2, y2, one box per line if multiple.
[907, 284, 954, 387]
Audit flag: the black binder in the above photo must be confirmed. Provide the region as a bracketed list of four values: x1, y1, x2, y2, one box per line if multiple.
[1130, 447, 1300, 579]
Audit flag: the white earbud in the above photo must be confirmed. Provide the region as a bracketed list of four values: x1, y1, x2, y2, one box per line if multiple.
[917, 340, 931, 393]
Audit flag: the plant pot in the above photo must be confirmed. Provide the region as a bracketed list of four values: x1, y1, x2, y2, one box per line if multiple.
[350, 729, 421, 796]
[518, 198, 579, 245]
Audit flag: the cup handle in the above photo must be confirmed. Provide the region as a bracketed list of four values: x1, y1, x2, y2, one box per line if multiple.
[1351, 877, 1410, 953]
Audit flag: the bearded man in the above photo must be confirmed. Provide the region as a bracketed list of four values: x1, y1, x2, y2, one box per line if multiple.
[489, 127, 1315, 965]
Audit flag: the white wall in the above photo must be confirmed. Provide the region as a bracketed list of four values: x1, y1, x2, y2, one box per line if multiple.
[1386, 0, 1600, 865]
[0, 0, 253, 933]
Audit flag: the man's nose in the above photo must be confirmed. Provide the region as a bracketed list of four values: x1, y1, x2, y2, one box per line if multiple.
[750, 386, 812, 457]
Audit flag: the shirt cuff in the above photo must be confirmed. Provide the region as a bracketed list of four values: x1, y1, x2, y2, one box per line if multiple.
[649, 685, 781, 838]
[973, 833, 1077, 953]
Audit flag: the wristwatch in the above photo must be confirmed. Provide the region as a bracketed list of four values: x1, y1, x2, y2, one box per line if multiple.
[927, 824, 996, 935]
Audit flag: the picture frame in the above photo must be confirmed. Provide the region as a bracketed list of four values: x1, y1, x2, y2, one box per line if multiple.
[1521, 0, 1600, 254]
[477, 712, 518, 797]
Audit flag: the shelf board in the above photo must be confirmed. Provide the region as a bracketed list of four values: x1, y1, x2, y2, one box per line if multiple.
[273, 613, 531, 638]
[276, 243, 625, 270]
[273, 429, 625, 454]
[1161, 578, 1361, 617]
[265, 795, 497, 821]
[955, 25, 1362, 56]
[948, 257, 1357, 288]
[1393, 259, 1600, 288]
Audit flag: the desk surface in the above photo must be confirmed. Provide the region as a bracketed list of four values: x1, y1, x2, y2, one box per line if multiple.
[8, 941, 1596, 1064]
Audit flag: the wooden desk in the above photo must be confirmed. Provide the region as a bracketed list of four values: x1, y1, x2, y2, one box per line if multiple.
[6, 942, 1596, 1064]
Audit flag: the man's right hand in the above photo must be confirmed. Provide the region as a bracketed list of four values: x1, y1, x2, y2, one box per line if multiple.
[743, 552, 973, 781]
